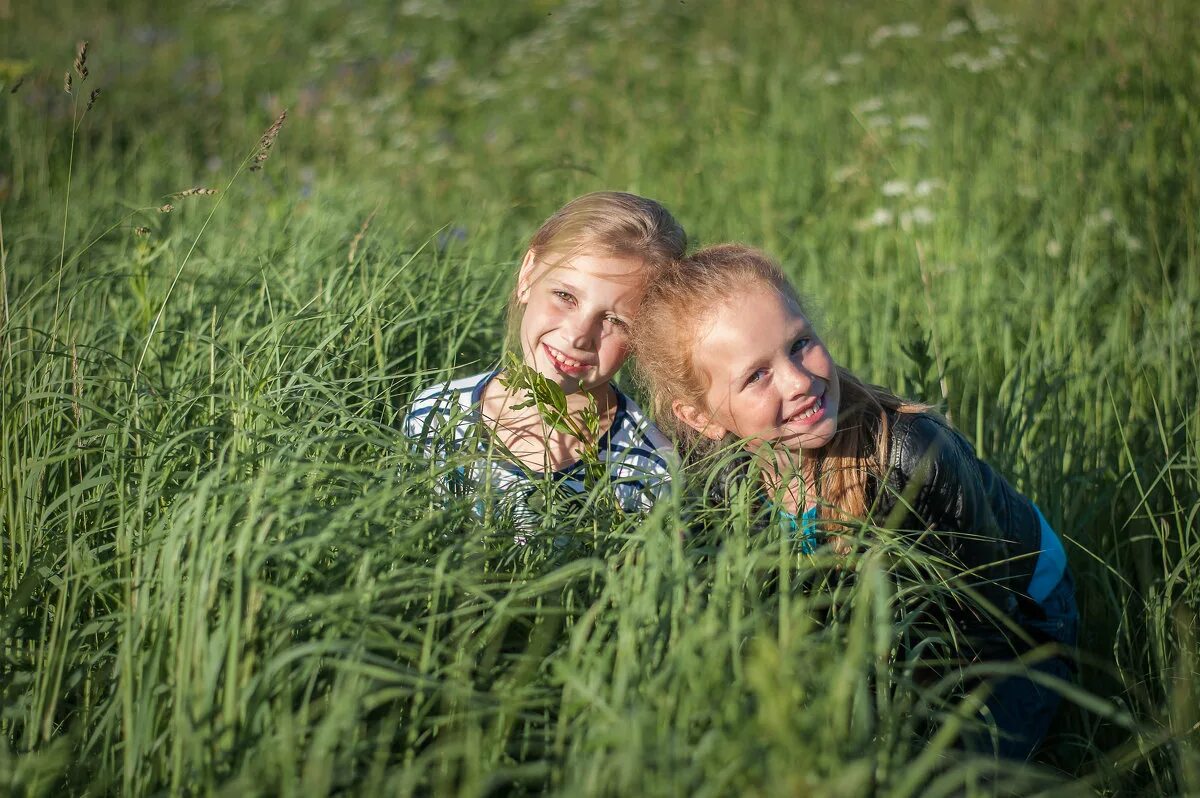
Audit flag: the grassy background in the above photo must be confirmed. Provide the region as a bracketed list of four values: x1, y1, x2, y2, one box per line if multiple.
[2, 0, 1198, 795]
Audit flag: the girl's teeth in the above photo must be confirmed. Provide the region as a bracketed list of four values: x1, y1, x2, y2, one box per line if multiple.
[550, 347, 584, 368]
[797, 397, 823, 420]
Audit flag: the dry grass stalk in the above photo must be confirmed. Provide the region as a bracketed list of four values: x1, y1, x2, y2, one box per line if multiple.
[348, 209, 378, 264]
[249, 109, 287, 171]
[87, 88, 100, 111]
[74, 40, 89, 81]
[64, 71, 72, 94]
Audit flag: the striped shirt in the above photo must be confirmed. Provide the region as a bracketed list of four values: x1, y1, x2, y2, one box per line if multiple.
[403, 371, 676, 532]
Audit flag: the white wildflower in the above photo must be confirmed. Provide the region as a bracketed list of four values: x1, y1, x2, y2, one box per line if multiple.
[974, 8, 1004, 32]
[839, 52, 864, 67]
[901, 114, 931, 130]
[868, 208, 894, 226]
[822, 70, 843, 86]
[881, 179, 910, 197]
[941, 19, 970, 39]
[914, 179, 942, 197]
[855, 96, 885, 114]
[900, 206, 935, 230]
[869, 25, 895, 47]
[946, 52, 973, 70]
[425, 57, 457, 83]
[866, 114, 893, 129]
[1045, 239, 1063, 258]
[1123, 234, 1143, 253]
[894, 22, 921, 38]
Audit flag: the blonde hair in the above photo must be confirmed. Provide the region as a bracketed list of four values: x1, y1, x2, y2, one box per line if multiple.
[504, 192, 687, 351]
[634, 243, 927, 522]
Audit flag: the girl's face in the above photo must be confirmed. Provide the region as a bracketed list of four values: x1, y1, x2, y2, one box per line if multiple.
[675, 283, 841, 452]
[517, 252, 646, 395]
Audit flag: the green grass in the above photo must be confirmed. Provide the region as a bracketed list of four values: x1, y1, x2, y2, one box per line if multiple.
[2, 0, 1198, 794]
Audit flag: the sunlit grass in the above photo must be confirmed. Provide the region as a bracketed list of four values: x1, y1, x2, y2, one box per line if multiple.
[2, 0, 1197, 795]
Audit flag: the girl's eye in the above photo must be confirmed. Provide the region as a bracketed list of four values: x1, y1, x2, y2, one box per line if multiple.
[605, 315, 628, 331]
[552, 290, 575, 305]
[790, 337, 811, 354]
[745, 368, 767, 387]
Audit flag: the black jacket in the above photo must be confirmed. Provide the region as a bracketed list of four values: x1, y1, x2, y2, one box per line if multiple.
[868, 411, 1044, 620]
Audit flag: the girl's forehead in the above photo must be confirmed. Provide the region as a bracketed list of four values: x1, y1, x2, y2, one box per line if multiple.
[542, 253, 648, 284]
[704, 282, 805, 327]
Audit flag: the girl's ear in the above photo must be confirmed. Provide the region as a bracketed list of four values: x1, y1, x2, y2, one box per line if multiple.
[672, 400, 727, 441]
[516, 250, 538, 302]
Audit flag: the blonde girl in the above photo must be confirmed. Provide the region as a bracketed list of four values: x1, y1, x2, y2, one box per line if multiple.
[405, 192, 686, 529]
[634, 243, 1076, 759]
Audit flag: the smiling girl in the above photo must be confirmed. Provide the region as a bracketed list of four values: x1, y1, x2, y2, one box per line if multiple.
[634, 243, 1076, 759]
[404, 192, 686, 530]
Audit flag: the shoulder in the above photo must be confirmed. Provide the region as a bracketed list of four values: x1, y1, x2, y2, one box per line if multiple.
[888, 411, 976, 483]
[882, 410, 991, 529]
[879, 411, 984, 540]
[604, 389, 679, 476]
[403, 371, 490, 437]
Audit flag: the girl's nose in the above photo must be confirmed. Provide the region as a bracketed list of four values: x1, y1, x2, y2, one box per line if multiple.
[779, 358, 813, 397]
[566, 315, 599, 350]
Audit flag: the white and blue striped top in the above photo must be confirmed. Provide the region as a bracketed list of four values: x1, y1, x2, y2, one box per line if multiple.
[403, 371, 676, 530]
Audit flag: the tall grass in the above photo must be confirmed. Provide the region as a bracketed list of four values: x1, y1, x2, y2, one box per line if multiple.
[2, 0, 1198, 795]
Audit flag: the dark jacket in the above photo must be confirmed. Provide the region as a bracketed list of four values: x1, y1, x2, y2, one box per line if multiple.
[868, 411, 1044, 621]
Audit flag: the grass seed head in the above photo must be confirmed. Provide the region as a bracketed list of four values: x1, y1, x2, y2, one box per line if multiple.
[64, 71, 72, 94]
[134, 226, 150, 237]
[10, 77, 23, 94]
[174, 186, 217, 197]
[87, 87, 100, 111]
[250, 109, 287, 171]
[348, 209, 378, 264]
[74, 40, 89, 81]
[70, 338, 82, 428]
[158, 203, 174, 213]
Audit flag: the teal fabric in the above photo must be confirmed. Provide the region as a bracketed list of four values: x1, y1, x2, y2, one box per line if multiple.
[777, 504, 820, 554]
[1026, 505, 1068, 606]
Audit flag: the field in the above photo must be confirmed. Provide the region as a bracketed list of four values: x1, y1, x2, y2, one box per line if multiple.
[2, 0, 1198, 795]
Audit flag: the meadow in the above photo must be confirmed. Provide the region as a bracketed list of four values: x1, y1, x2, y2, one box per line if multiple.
[1, 0, 1198, 795]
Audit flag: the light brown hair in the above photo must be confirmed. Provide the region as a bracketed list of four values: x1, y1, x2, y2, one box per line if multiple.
[634, 243, 927, 522]
[504, 192, 687, 351]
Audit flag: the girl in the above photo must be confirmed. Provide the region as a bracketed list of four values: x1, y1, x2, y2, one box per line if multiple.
[404, 192, 686, 532]
[634, 243, 1077, 759]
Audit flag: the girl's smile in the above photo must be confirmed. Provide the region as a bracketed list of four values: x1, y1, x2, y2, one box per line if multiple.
[542, 342, 592, 377]
[676, 283, 841, 451]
